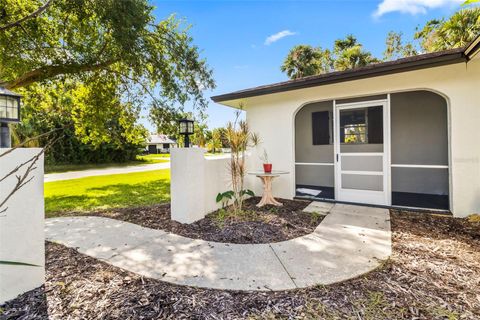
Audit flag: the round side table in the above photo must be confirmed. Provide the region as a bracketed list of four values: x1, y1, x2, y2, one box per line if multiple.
[248, 171, 289, 207]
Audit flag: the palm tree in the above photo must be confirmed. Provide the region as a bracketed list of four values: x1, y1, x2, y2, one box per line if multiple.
[333, 35, 379, 71]
[281, 36, 380, 79]
[281, 45, 332, 79]
[415, 8, 480, 52]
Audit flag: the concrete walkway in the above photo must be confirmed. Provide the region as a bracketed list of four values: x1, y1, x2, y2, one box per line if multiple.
[45, 203, 391, 291]
[44, 162, 170, 182]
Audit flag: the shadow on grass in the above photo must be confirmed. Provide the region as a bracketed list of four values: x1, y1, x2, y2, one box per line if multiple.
[46, 179, 170, 215]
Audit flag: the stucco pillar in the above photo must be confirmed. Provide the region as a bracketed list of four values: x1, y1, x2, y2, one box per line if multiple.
[170, 148, 206, 223]
[0, 148, 45, 303]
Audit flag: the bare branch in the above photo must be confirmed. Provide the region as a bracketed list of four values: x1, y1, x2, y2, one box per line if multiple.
[0, 127, 62, 159]
[0, 148, 44, 212]
[0, 0, 53, 32]
[0, 131, 61, 214]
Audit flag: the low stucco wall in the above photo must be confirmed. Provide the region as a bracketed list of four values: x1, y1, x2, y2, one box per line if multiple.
[241, 57, 480, 217]
[170, 149, 232, 223]
[0, 148, 45, 303]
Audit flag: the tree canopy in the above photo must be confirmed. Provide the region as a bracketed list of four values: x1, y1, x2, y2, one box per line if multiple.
[281, 35, 378, 79]
[1, 0, 215, 159]
[0, 0, 214, 107]
[414, 8, 480, 52]
[280, 45, 332, 79]
[332, 35, 379, 71]
[282, 7, 480, 80]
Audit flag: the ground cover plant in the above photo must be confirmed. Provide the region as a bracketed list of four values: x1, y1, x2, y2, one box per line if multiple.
[2, 210, 479, 319]
[45, 169, 170, 216]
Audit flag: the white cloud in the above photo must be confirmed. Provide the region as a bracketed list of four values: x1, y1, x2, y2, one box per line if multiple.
[373, 0, 463, 17]
[264, 30, 297, 45]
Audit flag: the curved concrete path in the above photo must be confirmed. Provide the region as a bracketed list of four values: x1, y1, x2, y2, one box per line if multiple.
[45, 203, 391, 291]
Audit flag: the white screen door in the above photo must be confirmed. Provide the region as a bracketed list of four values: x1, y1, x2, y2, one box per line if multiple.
[334, 100, 390, 206]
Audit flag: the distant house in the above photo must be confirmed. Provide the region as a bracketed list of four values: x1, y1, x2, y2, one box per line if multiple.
[146, 134, 177, 154]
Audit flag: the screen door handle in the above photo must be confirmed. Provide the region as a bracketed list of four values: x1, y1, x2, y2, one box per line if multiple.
[336, 154, 339, 162]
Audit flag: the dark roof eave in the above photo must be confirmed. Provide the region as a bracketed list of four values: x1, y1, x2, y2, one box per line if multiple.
[211, 49, 467, 103]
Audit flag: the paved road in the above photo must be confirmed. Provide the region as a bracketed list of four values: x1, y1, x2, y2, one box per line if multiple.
[44, 162, 171, 182]
[45, 203, 391, 291]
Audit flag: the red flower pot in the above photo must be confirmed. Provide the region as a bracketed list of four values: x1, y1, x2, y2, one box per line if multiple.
[263, 163, 272, 173]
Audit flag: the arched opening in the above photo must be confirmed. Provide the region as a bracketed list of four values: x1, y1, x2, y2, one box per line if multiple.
[390, 91, 449, 209]
[294, 100, 335, 200]
[294, 90, 449, 210]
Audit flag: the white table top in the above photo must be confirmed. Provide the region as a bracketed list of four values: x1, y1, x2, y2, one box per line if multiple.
[248, 170, 289, 177]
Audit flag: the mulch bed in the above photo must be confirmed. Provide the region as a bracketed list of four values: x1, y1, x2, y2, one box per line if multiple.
[48, 197, 319, 244]
[2, 210, 480, 319]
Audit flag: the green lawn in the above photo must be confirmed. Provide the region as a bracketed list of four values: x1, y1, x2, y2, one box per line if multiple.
[45, 156, 169, 173]
[139, 153, 171, 160]
[45, 169, 170, 217]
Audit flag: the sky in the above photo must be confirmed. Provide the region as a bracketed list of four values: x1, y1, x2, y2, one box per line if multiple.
[143, 0, 467, 132]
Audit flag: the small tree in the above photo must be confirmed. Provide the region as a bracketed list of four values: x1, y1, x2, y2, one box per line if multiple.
[224, 108, 258, 214]
[209, 128, 222, 153]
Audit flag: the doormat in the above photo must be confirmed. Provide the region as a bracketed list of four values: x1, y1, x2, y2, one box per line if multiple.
[296, 188, 322, 197]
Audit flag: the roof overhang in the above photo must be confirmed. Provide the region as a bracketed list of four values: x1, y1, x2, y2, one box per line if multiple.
[211, 47, 468, 106]
[465, 34, 480, 59]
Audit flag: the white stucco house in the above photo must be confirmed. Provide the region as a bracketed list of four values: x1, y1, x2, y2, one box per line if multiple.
[212, 35, 480, 218]
[146, 134, 177, 154]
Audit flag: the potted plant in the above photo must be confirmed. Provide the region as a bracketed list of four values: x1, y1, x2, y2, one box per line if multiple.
[260, 149, 272, 173]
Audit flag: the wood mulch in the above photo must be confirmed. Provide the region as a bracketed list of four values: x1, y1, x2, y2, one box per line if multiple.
[2, 209, 480, 319]
[47, 197, 319, 244]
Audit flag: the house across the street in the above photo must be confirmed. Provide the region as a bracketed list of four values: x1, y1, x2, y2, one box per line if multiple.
[146, 134, 177, 154]
[212, 34, 480, 217]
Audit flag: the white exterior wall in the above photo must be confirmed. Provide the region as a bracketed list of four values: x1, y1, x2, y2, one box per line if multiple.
[0, 148, 45, 303]
[237, 58, 480, 217]
[171, 149, 231, 223]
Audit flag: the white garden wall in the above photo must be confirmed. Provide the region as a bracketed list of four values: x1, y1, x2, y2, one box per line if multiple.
[0, 148, 45, 304]
[170, 149, 232, 223]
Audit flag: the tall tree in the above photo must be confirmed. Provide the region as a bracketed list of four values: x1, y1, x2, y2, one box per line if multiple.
[383, 31, 418, 61]
[281, 35, 378, 79]
[0, 0, 215, 143]
[414, 8, 480, 52]
[209, 128, 223, 153]
[12, 80, 147, 164]
[333, 35, 379, 71]
[280, 45, 332, 79]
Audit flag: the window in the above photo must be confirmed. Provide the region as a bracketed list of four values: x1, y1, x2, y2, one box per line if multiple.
[340, 110, 367, 143]
[312, 111, 330, 145]
[340, 106, 383, 144]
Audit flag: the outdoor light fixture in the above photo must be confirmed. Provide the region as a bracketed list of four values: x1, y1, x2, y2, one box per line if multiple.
[177, 118, 194, 148]
[0, 87, 21, 148]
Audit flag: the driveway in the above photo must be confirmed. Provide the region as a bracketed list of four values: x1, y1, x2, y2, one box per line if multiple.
[44, 162, 170, 182]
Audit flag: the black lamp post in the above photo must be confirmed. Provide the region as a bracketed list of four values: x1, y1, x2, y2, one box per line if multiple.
[0, 87, 21, 148]
[177, 118, 194, 148]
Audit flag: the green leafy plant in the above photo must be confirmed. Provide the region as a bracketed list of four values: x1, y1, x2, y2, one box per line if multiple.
[216, 190, 234, 208]
[240, 189, 255, 197]
[216, 189, 254, 209]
